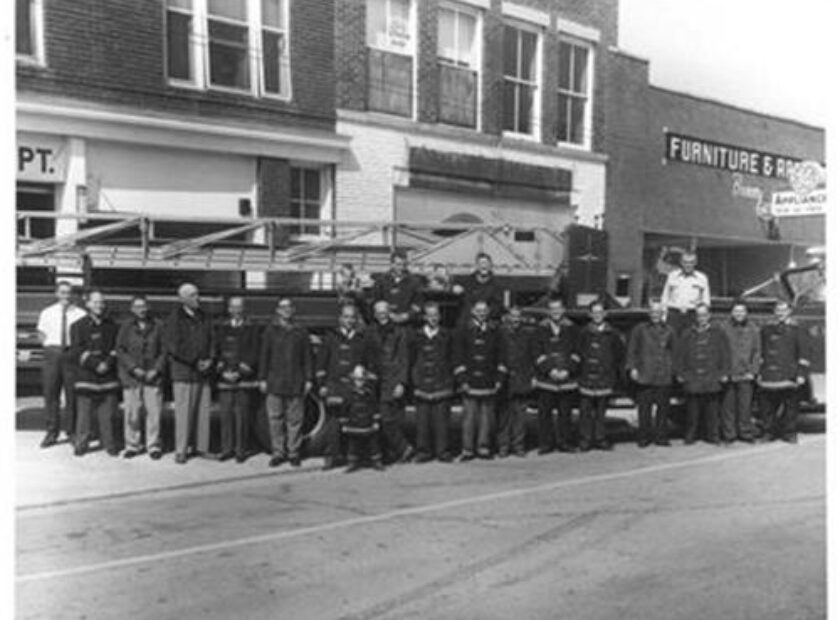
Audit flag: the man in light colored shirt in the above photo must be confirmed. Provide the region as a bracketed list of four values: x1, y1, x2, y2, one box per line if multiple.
[36, 280, 86, 448]
[663, 252, 710, 334]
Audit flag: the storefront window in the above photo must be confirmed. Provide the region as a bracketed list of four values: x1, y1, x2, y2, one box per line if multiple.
[556, 38, 591, 146]
[502, 23, 540, 138]
[366, 0, 414, 117]
[437, 4, 480, 128]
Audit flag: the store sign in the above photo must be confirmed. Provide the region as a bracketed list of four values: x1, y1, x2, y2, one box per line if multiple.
[665, 132, 801, 180]
[770, 189, 826, 218]
[17, 133, 68, 182]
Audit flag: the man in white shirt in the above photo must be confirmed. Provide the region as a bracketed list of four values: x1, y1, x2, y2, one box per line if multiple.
[663, 252, 711, 335]
[36, 280, 87, 448]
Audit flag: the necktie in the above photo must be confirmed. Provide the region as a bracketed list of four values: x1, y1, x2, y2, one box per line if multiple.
[60, 306, 68, 348]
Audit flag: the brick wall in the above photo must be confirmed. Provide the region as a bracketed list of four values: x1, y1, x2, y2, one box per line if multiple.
[17, 0, 336, 132]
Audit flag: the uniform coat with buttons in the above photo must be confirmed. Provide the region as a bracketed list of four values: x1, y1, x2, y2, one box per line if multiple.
[576, 322, 625, 396]
[316, 329, 375, 400]
[625, 321, 676, 387]
[453, 320, 506, 397]
[116, 316, 166, 388]
[216, 319, 262, 390]
[675, 324, 731, 394]
[365, 321, 410, 403]
[410, 326, 454, 401]
[722, 319, 761, 381]
[501, 323, 535, 396]
[533, 319, 580, 392]
[164, 306, 215, 383]
[371, 272, 424, 320]
[71, 315, 121, 392]
[758, 321, 810, 389]
[454, 271, 505, 324]
[259, 320, 313, 396]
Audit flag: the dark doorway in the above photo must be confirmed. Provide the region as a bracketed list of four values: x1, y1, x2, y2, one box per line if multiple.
[17, 183, 56, 240]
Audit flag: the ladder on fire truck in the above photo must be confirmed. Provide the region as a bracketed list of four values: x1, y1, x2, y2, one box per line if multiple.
[16, 211, 568, 278]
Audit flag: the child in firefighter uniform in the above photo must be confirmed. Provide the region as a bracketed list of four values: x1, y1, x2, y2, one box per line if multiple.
[340, 366, 385, 472]
[576, 301, 625, 451]
[757, 300, 810, 443]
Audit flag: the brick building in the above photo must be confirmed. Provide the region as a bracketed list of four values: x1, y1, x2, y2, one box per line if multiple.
[16, 0, 347, 287]
[333, 0, 617, 278]
[605, 49, 825, 305]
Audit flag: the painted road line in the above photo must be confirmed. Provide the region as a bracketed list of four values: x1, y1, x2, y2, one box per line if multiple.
[16, 439, 815, 584]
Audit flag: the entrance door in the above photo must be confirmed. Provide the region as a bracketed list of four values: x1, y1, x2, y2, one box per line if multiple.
[17, 183, 56, 239]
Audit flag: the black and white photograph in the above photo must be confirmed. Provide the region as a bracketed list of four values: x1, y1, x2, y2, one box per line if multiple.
[3, 0, 833, 618]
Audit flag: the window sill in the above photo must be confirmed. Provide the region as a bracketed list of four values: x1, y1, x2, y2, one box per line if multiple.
[16, 55, 46, 69]
[502, 130, 541, 143]
[556, 140, 591, 152]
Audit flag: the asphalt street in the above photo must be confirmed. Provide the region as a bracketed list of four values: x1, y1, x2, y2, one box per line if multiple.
[16, 432, 825, 620]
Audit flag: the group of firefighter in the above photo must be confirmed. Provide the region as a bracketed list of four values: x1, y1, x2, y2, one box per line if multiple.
[36, 250, 811, 472]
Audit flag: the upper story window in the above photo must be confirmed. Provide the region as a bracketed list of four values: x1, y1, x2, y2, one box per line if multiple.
[16, 0, 44, 64]
[556, 37, 592, 147]
[437, 3, 481, 129]
[502, 23, 540, 139]
[290, 166, 328, 237]
[366, 0, 415, 117]
[166, 0, 291, 99]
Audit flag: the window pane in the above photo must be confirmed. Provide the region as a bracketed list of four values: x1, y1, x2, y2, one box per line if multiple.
[262, 0, 284, 28]
[518, 84, 533, 134]
[457, 12, 476, 65]
[208, 0, 247, 20]
[167, 0, 192, 9]
[438, 65, 477, 127]
[572, 46, 588, 93]
[519, 30, 537, 81]
[392, 0, 411, 25]
[291, 169, 302, 198]
[570, 97, 585, 144]
[209, 21, 250, 88]
[558, 41, 572, 90]
[16, 0, 33, 56]
[167, 11, 192, 80]
[262, 30, 288, 94]
[368, 48, 412, 116]
[437, 8, 456, 61]
[502, 26, 517, 77]
[304, 202, 321, 234]
[556, 94, 569, 142]
[304, 170, 320, 199]
[502, 80, 517, 132]
[366, 0, 387, 46]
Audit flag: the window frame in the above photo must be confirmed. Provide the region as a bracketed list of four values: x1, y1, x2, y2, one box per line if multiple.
[164, 0, 293, 101]
[365, 0, 418, 119]
[436, 1, 483, 130]
[501, 19, 543, 142]
[555, 33, 594, 150]
[289, 164, 331, 240]
[16, 0, 46, 66]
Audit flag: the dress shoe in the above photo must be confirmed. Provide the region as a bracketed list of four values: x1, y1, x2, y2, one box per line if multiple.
[344, 462, 362, 473]
[398, 446, 416, 464]
[414, 453, 434, 464]
[594, 442, 613, 451]
[372, 460, 385, 471]
[739, 437, 755, 444]
[458, 452, 474, 462]
[268, 455, 285, 468]
[781, 435, 798, 444]
[73, 445, 86, 457]
[477, 450, 493, 460]
[289, 457, 301, 467]
[655, 439, 671, 447]
[235, 453, 247, 464]
[684, 439, 696, 446]
[513, 450, 527, 458]
[438, 454, 454, 463]
[106, 448, 120, 457]
[322, 459, 339, 471]
[637, 440, 652, 448]
[174, 453, 187, 464]
[149, 449, 163, 460]
[218, 452, 234, 462]
[557, 445, 577, 453]
[122, 449, 140, 459]
[537, 447, 554, 455]
[497, 450, 510, 459]
[40, 434, 58, 449]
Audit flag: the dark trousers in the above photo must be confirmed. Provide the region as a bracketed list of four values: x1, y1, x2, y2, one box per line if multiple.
[75, 391, 118, 453]
[758, 388, 799, 440]
[217, 389, 253, 457]
[415, 399, 450, 459]
[379, 400, 410, 462]
[323, 400, 348, 464]
[42, 347, 77, 437]
[347, 432, 382, 466]
[636, 385, 671, 443]
[462, 397, 495, 456]
[538, 390, 575, 451]
[666, 309, 696, 336]
[579, 395, 608, 448]
[721, 381, 756, 441]
[685, 392, 720, 443]
[497, 395, 527, 455]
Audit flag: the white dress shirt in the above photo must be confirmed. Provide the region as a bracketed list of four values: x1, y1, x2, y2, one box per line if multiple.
[37, 303, 86, 347]
[663, 269, 711, 311]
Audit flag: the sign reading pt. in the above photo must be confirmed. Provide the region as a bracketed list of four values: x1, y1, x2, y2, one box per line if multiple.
[665, 132, 801, 180]
[17, 133, 67, 183]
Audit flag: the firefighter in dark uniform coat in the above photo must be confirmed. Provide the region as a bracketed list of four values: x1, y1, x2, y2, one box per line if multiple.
[71, 290, 121, 456]
[452, 253, 505, 326]
[720, 301, 761, 443]
[316, 303, 375, 470]
[215, 296, 261, 462]
[533, 298, 580, 453]
[626, 301, 677, 447]
[341, 366, 385, 472]
[576, 301, 625, 451]
[498, 306, 533, 457]
[370, 251, 424, 326]
[454, 299, 507, 460]
[756, 300, 810, 443]
[675, 304, 731, 445]
[365, 300, 414, 464]
[410, 301, 455, 462]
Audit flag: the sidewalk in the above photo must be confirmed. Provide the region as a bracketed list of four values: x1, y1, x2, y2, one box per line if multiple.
[15, 398, 322, 510]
